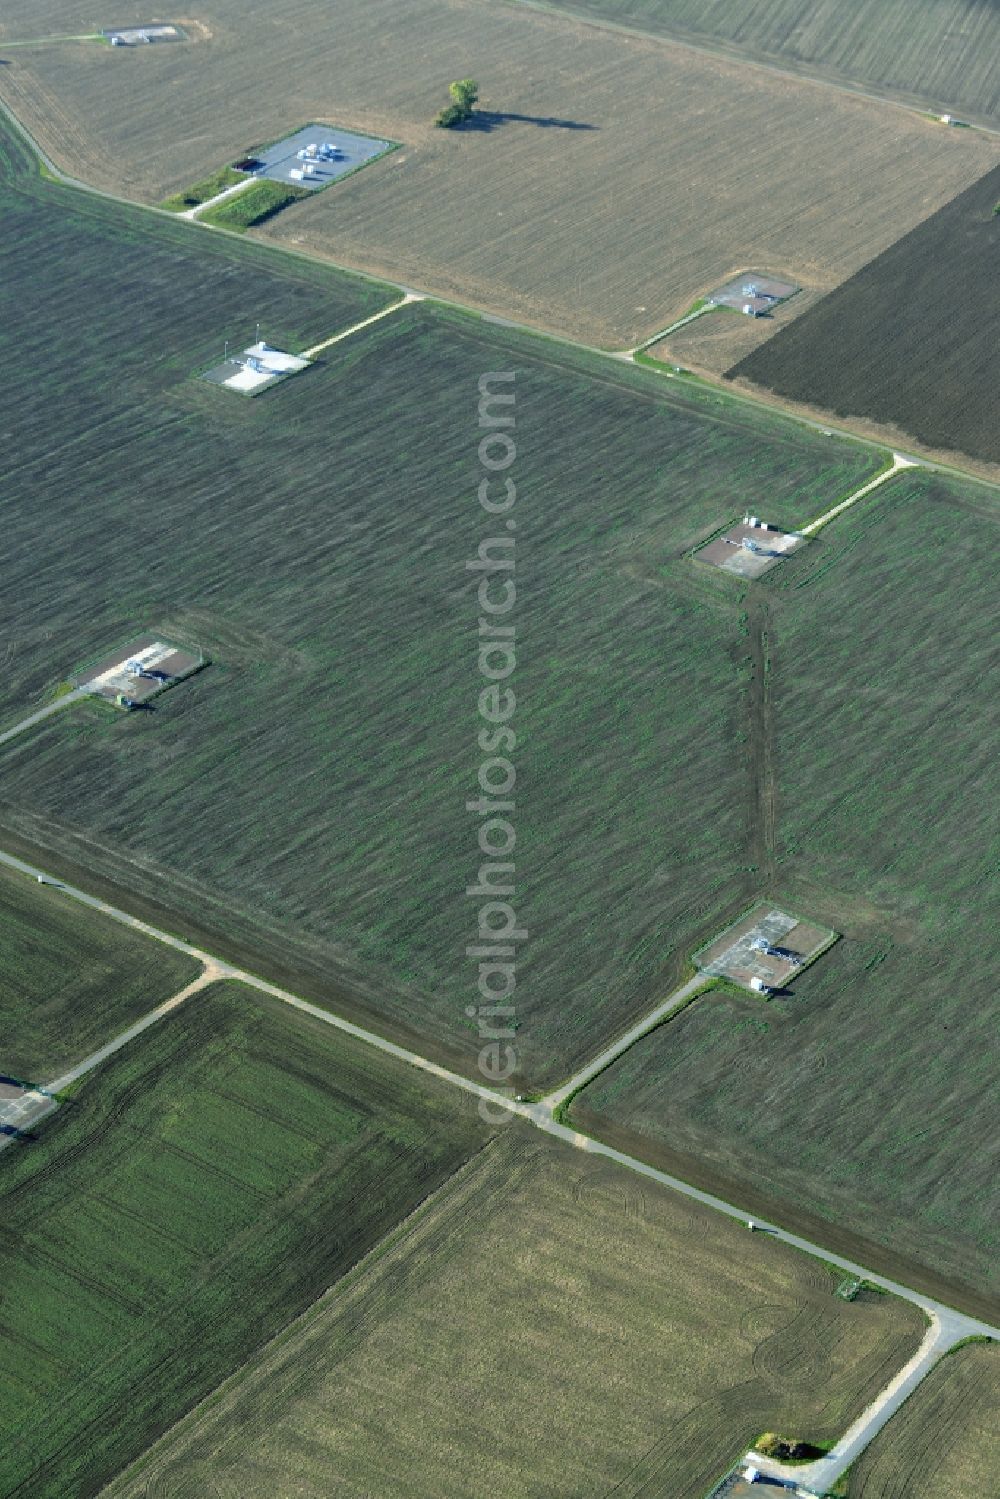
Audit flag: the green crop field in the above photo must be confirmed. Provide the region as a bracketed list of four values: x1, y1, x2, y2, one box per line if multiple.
[102, 1130, 924, 1499]
[730, 163, 1000, 469]
[845, 1339, 1000, 1497]
[0, 980, 492, 1499]
[0, 104, 894, 1087]
[571, 472, 1000, 1310]
[535, 0, 1000, 123]
[0, 862, 200, 1082]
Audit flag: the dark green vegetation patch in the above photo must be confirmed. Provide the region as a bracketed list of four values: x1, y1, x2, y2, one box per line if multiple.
[0, 863, 200, 1082]
[538, 0, 1000, 122]
[199, 177, 310, 231]
[0, 982, 492, 1499]
[0, 108, 886, 1085]
[729, 164, 1000, 466]
[160, 164, 243, 212]
[573, 475, 1000, 1305]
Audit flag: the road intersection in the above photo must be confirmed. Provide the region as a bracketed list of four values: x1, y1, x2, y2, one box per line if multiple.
[0, 842, 995, 1495]
[0, 87, 995, 1495]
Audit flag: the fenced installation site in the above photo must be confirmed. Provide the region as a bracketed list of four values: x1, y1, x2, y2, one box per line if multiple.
[73, 635, 203, 707]
[694, 906, 837, 994]
[233, 123, 395, 191]
[696, 516, 805, 577]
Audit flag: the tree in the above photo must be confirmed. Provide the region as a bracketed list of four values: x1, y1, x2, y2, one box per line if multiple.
[449, 79, 479, 111]
[435, 78, 480, 128]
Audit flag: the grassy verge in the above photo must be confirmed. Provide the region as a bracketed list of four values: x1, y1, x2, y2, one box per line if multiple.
[160, 165, 244, 212]
[200, 179, 309, 231]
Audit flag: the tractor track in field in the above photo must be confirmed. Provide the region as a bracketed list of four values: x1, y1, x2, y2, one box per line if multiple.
[746, 590, 776, 886]
[0, 81, 998, 1497]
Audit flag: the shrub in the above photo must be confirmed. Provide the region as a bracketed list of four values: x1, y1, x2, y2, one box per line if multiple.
[435, 103, 469, 129]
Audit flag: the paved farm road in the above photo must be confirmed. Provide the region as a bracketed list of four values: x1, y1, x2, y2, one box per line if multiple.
[0, 84, 997, 1491]
[3, 846, 997, 1352]
[542, 971, 706, 1112]
[0, 687, 88, 749]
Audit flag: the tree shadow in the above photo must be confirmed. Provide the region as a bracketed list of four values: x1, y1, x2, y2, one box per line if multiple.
[460, 111, 599, 132]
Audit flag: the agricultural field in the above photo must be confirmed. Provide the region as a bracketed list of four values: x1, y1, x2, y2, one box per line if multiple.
[844, 1339, 1000, 1498]
[537, 0, 1000, 124]
[0, 980, 492, 1499]
[1, 0, 997, 345]
[0, 861, 200, 1081]
[646, 286, 829, 380]
[0, 106, 895, 1088]
[730, 163, 1000, 469]
[571, 473, 1000, 1310]
[102, 1130, 924, 1499]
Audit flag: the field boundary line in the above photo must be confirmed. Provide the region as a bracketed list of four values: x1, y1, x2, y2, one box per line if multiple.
[506, 0, 1000, 138]
[2, 92, 1000, 497]
[300, 294, 420, 358]
[1, 843, 997, 1491]
[1, 845, 997, 1335]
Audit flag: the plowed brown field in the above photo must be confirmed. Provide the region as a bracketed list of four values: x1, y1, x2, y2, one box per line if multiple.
[729, 162, 1000, 467]
[102, 1130, 924, 1499]
[0, 0, 996, 344]
[537, 0, 1000, 127]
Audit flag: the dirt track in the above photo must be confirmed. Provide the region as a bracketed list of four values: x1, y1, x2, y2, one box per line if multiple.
[746, 590, 776, 886]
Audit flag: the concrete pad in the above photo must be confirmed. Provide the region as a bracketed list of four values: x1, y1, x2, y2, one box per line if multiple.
[698, 521, 805, 577]
[74, 636, 202, 704]
[237, 123, 394, 192]
[202, 342, 310, 395]
[695, 905, 837, 992]
[708, 272, 799, 315]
